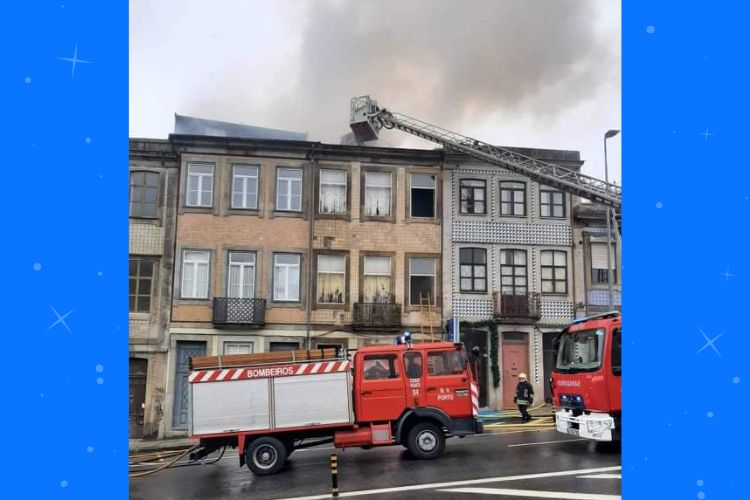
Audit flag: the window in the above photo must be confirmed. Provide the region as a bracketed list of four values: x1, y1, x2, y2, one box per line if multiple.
[130, 172, 159, 218]
[181, 250, 210, 299]
[317, 254, 346, 304]
[404, 352, 423, 379]
[459, 248, 487, 292]
[556, 328, 605, 371]
[228, 251, 255, 298]
[409, 257, 436, 305]
[129, 258, 153, 312]
[364, 171, 392, 216]
[459, 179, 486, 214]
[427, 351, 466, 376]
[540, 188, 565, 218]
[611, 328, 621, 376]
[315, 343, 344, 357]
[362, 256, 392, 303]
[591, 241, 617, 284]
[186, 163, 214, 207]
[231, 165, 259, 209]
[410, 173, 436, 218]
[270, 342, 300, 352]
[362, 354, 399, 380]
[541, 250, 567, 294]
[276, 167, 302, 211]
[273, 253, 300, 301]
[319, 169, 347, 214]
[223, 342, 254, 355]
[500, 181, 526, 216]
[500, 250, 527, 294]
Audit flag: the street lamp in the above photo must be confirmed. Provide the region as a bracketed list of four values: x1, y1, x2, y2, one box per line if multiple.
[603, 129, 620, 310]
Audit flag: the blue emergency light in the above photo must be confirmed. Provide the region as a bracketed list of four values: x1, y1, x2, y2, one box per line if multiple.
[396, 331, 413, 346]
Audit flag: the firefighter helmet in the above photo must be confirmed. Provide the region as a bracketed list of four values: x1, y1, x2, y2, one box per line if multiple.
[518, 373, 527, 380]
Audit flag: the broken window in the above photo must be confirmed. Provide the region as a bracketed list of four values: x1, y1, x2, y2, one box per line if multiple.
[410, 173, 436, 218]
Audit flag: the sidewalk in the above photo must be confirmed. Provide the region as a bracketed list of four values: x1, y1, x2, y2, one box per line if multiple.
[129, 437, 197, 454]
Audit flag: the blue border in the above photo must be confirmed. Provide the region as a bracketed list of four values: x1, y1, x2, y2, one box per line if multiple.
[625, 2, 749, 498]
[2, 1, 127, 498]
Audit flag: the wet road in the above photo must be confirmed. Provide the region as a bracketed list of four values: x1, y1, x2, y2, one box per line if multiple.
[130, 428, 621, 499]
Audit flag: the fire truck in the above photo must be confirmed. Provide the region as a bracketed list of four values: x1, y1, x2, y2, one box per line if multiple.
[187, 338, 483, 475]
[551, 311, 622, 442]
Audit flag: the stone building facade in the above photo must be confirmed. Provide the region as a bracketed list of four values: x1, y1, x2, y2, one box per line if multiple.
[128, 139, 179, 439]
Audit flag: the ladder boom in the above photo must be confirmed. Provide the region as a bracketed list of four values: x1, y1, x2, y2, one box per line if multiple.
[349, 96, 621, 210]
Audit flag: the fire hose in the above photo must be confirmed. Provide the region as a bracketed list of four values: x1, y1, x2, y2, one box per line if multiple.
[129, 444, 226, 477]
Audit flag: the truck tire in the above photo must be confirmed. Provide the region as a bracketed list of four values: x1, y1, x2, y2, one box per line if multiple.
[406, 422, 445, 460]
[245, 436, 288, 475]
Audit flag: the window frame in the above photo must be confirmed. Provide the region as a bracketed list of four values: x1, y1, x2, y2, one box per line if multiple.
[539, 187, 566, 218]
[359, 253, 395, 303]
[409, 172, 437, 219]
[499, 249, 528, 295]
[540, 250, 568, 295]
[129, 257, 154, 313]
[227, 250, 257, 299]
[129, 171, 160, 219]
[315, 252, 348, 307]
[180, 249, 211, 300]
[459, 178, 487, 215]
[407, 256, 438, 307]
[362, 354, 400, 380]
[185, 162, 215, 208]
[223, 341, 255, 355]
[499, 181, 527, 217]
[459, 247, 488, 293]
[230, 164, 260, 210]
[275, 167, 303, 212]
[318, 168, 349, 217]
[361, 168, 396, 221]
[590, 241, 618, 284]
[272, 252, 302, 302]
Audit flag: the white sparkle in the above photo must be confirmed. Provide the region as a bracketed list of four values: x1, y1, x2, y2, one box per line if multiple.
[57, 44, 93, 78]
[60, 480, 68, 488]
[33, 262, 41, 271]
[656, 201, 663, 209]
[97, 271, 103, 276]
[24, 76, 31, 84]
[95, 364, 104, 373]
[47, 306, 74, 333]
[96, 377, 104, 385]
[733, 376, 740, 384]
[85, 137, 92, 144]
[720, 267, 735, 282]
[707, 411, 714, 418]
[40, 393, 44, 397]
[697, 480, 704, 487]
[699, 128, 713, 141]
[698, 492, 705, 499]
[87, 446, 94, 453]
[646, 25, 655, 34]
[696, 328, 724, 357]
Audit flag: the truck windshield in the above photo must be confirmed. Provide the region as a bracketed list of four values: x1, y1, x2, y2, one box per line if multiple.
[556, 328, 605, 373]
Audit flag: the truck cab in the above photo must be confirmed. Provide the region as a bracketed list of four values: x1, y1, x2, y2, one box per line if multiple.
[551, 312, 621, 442]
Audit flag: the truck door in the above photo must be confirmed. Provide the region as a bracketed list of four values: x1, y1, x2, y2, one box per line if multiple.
[403, 351, 425, 408]
[425, 348, 472, 418]
[357, 353, 406, 422]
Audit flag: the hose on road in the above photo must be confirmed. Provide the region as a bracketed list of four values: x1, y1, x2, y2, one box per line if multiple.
[129, 445, 200, 478]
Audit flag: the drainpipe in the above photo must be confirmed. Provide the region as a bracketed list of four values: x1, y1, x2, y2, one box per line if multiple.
[305, 144, 318, 349]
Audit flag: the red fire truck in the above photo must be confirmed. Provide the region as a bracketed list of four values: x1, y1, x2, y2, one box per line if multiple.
[551, 311, 622, 442]
[187, 340, 483, 475]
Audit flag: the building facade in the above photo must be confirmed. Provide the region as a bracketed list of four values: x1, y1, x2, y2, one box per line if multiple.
[441, 149, 584, 409]
[128, 139, 179, 439]
[163, 135, 444, 436]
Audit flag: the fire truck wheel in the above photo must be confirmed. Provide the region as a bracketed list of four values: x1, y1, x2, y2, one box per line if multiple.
[245, 436, 288, 475]
[406, 422, 445, 459]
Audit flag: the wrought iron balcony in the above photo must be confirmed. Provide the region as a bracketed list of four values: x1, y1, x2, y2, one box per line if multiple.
[352, 302, 402, 331]
[493, 292, 541, 323]
[212, 297, 266, 326]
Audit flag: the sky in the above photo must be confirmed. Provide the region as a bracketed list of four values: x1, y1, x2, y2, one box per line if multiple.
[129, 0, 621, 183]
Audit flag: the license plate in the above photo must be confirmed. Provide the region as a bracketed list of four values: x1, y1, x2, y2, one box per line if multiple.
[567, 428, 579, 437]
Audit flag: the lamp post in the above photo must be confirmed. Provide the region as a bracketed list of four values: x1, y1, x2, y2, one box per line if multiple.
[604, 129, 620, 310]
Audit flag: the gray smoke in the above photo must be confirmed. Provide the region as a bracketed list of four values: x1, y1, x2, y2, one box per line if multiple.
[262, 0, 614, 146]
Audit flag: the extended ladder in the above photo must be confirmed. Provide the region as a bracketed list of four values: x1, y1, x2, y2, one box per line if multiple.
[350, 96, 621, 210]
[418, 293, 436, 342]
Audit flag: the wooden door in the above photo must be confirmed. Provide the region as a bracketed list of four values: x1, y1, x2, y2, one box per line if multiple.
[173, 341, 206, 429]
[501, 333, 529, 408]
[129, 358, 148, 439]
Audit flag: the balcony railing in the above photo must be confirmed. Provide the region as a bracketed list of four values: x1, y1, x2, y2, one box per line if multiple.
[352, 302, 402, 331]
[493, 292, 541, 323]
[212, 297, 266, 326]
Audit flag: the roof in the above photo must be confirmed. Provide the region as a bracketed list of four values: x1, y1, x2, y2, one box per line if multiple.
[173, 114, 308, 141]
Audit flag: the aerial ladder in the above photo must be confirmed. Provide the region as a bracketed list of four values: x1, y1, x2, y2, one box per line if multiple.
[349, 96, 621, 211]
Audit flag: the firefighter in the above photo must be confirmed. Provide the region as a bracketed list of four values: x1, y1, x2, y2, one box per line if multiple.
[364, 359, 390, 380]
[514, 373, 534, 422]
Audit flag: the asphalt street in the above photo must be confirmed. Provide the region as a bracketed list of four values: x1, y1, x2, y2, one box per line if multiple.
[130, 428, 621, 500]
